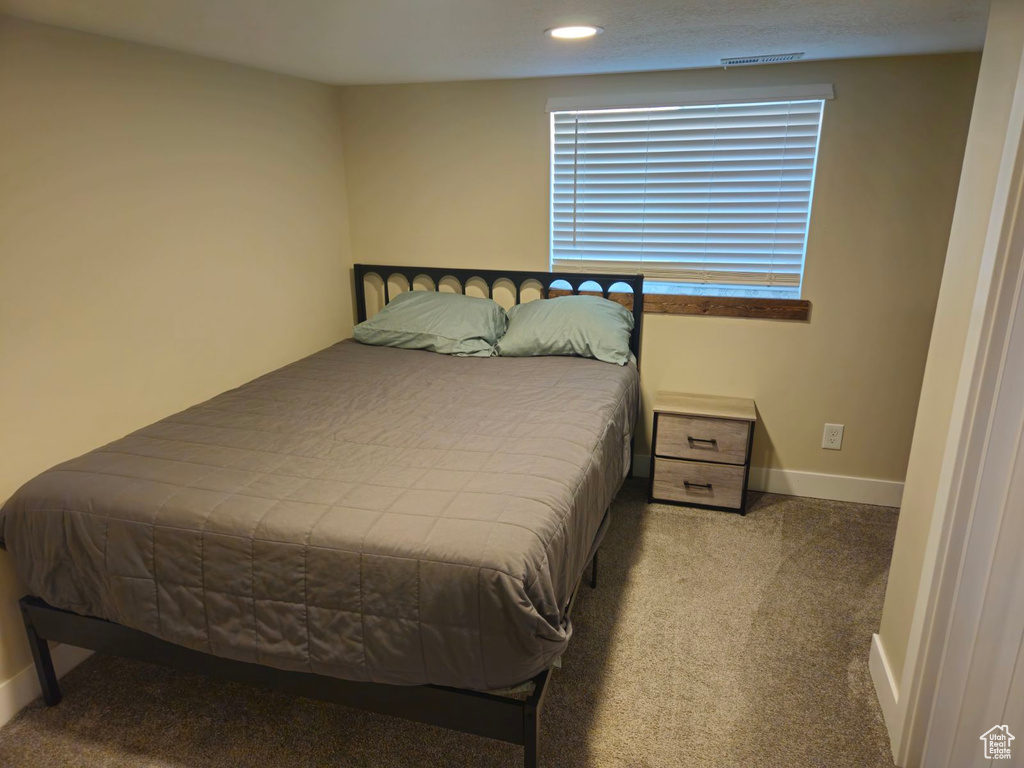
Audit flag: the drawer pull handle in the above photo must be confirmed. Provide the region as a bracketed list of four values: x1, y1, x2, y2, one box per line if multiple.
[684, 481, 713, 491]
[687, 436, 718, 448]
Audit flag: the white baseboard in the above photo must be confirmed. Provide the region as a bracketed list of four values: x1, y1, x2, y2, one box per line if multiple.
[870, 633, 904, 763]
[748, 466, 904, 507]
[0, 645, 94, 728]
[633, 455, 904, 507]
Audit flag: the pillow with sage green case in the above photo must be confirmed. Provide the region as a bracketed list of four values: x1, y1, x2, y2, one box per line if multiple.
[496, 294, 634, 365]
[353, 290, 507, 357]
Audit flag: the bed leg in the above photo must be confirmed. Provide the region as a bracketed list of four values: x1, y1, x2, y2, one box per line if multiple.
[523, 702, 539, 768]
[19, 600, 62, 706]
[589, 550, 598, 590]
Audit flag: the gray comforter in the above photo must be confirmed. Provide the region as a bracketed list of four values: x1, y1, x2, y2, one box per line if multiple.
[1, 340, 638, 690]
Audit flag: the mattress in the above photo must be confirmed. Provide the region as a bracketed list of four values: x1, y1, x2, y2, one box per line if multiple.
[1, 340, 638, 690]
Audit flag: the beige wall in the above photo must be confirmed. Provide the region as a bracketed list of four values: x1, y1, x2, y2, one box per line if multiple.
[0, 18, 353, 684]
[877, 0, 1024, 687]
[338, 55, 978, 481]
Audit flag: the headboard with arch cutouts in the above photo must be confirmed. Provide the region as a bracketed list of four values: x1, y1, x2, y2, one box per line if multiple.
[353, 264, 645, 362]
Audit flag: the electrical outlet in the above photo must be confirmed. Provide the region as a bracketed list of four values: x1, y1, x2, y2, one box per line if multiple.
[822, 423, 844, 450]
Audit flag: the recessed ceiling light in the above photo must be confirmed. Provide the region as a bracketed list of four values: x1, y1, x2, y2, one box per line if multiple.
[546, 25, 603, 40]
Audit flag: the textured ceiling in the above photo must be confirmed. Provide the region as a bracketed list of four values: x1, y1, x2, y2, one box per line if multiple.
[0, 0, 989, 84]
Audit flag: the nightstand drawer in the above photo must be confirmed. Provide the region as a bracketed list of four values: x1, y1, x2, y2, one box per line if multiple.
[655, 414, 751, 465]
[652, 458, 746, 509]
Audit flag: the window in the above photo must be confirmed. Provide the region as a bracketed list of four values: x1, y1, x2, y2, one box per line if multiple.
[550, 94, 826, 298]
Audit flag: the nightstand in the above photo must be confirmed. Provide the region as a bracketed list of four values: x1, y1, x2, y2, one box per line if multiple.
[648, 392, 757, 515]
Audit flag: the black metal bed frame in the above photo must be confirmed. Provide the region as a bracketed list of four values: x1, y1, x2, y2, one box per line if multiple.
[353, 263, 645, 363]
[20, 264, 646, 768]
[20, 568, 594, 768]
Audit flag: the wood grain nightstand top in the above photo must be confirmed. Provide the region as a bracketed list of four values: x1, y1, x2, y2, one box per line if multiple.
[652, 392, 757, 423]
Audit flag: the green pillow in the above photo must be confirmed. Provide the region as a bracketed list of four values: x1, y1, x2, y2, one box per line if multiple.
[353, 290, 507, 357]
[496, 295, 635, 365]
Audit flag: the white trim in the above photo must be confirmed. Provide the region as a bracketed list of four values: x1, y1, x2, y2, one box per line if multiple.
[748, 467, 903, 507]
[545, 83, 835, 113]
[870, 633, 904, 760]
[913, 42, 1024, 766]
[633, 455, 903, 507]
[891, 35, 1024, 768]
[0, 645, 93, 728]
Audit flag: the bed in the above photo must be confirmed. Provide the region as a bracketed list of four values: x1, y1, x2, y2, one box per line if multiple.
[2, 264, 644, 767]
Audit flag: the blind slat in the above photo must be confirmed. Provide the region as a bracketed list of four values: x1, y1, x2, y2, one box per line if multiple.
[551, 98, 823, 290]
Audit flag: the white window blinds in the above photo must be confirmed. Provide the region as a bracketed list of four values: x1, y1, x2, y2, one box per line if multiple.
[550, 99, 825, 293]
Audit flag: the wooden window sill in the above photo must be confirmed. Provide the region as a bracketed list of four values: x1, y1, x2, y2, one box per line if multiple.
[548, 288, 810, 321]
[642, 292, 810, 320]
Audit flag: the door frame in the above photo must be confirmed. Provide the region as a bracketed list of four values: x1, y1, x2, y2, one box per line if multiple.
[893, 42, 1024, 767]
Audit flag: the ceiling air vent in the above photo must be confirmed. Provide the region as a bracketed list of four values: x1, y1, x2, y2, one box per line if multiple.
[721, 52, 804, 68]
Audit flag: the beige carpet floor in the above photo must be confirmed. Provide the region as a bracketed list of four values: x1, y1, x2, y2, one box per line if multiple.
[0, 481, 898, 767]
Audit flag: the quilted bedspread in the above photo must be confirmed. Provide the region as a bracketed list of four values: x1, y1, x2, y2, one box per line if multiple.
[1, 340, 638, 690]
